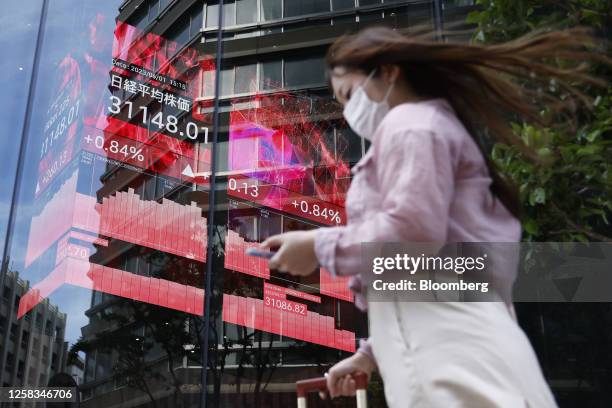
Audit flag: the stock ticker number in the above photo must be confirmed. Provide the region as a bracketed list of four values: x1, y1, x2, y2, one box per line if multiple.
[289, 199, 343, 224]
[40, 99, 80, 159]
[83, 135, 145, 164]
[107, 95, 207, 142]
[264, 296, 307, 316]
[228, 177, 259, 198]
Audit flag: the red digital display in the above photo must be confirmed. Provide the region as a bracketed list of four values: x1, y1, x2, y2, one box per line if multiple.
[35, 18, 215, 198]
[227, 174, 346, 227]
[221, 86, 358, 352]
[25, 168, 207, 268]
[320, 268, 353, 302]
[222, 294, 355, 352]
[223, 216, 356, 351]
[18, 256, 204, 318]
[22, 19, 212, 317]
[21, 16, 360, 354]
[224, 229, 271, 279]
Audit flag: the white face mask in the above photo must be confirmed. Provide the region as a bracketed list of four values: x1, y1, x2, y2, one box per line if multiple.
[342, 70, 394, 141]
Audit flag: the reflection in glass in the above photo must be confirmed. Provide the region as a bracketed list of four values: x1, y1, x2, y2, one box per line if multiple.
[334, 0, 356, 10]
[261, 0, 282, 21]
[0, 0, 471, 406]
[235, 64, 257, 94]
[166, 13, 189, 44]
[132, 4, 149, 31]
[224, 0, 236, 26]
[190, 3, 204, 36]
[260, 60, 282, 90]
[1, 1, 214, 404]
[284, 0, 330, 17]
[221, 67, 235, 96]
[237, 0, 258, 24]
[0, 0, 42, 253]
[205, 2, 219, 27]
[148, 0, 160, 23]
[284, 55, 326, 87]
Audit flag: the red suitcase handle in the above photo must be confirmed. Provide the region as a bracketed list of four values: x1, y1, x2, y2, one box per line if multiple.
[296, 371, 368, 398]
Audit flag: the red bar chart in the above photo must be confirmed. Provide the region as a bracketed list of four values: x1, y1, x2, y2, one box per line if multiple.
[222, 293, 355, 352]
[26, 172, 208, 268]
[320, 268, 354, 302]
[224, 229, 353, 302]
[18, 256, 204, 318]
[72, 189, 207, 261]
[224, 229, 270, 279]
[26, 171, 79, 267]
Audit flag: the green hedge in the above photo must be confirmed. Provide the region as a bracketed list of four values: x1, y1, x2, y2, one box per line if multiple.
[467, 0, 611, 242]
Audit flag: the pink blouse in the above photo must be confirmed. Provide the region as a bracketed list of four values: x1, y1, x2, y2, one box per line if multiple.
[313, 98, 521, 360]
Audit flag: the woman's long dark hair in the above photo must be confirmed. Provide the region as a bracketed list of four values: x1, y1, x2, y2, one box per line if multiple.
[326, 26, 610, 218]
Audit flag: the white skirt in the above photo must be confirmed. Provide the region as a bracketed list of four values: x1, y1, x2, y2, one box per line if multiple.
[368, 300, 558, 408]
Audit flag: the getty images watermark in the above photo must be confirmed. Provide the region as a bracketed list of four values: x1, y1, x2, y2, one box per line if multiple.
[371, 252, 490, 293]
[360, 242, 612, 302]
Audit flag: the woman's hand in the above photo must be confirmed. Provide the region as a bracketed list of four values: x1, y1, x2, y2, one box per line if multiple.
[323, 352, 376, 399]
[259, 230, 319, 276]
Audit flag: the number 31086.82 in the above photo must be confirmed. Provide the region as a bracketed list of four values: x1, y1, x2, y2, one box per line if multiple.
[108, 95, 201, 141]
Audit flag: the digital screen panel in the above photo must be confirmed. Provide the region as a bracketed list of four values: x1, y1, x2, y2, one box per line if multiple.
[227, 93, 350, 226]
[222, 200, 356, 352]
[222, 94, 357, 352]
[19, 16, 360, 354]
[20, 19, 214, 317]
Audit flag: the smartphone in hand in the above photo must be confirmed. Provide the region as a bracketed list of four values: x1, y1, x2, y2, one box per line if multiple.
[245, 248, 276, 259]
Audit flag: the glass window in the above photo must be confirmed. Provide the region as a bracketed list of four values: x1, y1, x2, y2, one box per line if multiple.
[132, 4, 149, 31]
[220, 67, 235, 96]
[236, 0, 257, 24]
[95, 350, 111, 381]
[224, 0, 236, 26]
[206, 1, 237, 27]
[190, 4, 203, 36]
[234, 64, 257, 94]
[165, 13, 189, 45]
[148, 0, 160, 22]
[92, 290, 104, 306]
[360, 0, 382, 5]
[205, 2, 219, 27]
[259, 60, 282, 90]
[2, 0, 212, 397]
[284, 55, 326, 87]
[334, 0, 356, 10]
[189, 4, 204, 38]
[202, 69, 215, 97]
[84, 352, 96, 383]
[261, 0, 282, 20]
[284, 0, 330, 17]
[0, 0, 518, 406]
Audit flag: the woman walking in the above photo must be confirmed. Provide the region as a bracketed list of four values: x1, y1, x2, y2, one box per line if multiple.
[260, 26, 607, 407]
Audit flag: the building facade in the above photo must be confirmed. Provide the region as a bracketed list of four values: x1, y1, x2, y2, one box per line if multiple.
[0, 267, 71, 389]
[1, 1, 609, 407]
